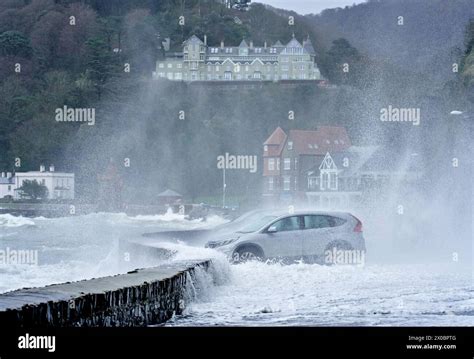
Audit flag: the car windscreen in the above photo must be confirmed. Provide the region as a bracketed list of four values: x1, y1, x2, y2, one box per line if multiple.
[235, 215, 279, 233]
[212, 209, 268, 231]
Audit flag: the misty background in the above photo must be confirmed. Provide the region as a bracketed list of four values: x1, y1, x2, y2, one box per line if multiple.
[0, 0, 473, 259]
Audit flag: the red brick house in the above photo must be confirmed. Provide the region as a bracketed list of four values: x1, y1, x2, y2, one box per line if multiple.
[262, 126, 421, 207]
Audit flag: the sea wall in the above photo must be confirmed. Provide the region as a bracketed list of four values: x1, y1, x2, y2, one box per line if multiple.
[0, 260, 210, 327]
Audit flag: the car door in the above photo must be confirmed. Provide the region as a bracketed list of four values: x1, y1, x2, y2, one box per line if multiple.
[301, 215, 339, 258]
[259, 215, 304, 259]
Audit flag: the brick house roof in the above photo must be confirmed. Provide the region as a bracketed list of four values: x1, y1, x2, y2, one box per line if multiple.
[263, 126, 351, 157]
[263, 127, 287, 156]
[288, 126, 351, 155]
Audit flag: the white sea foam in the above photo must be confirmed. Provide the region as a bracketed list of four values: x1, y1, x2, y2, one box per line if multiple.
[0, 214, 35, 228]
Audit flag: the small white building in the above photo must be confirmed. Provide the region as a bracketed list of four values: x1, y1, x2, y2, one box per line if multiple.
[0, 172, 14, 199]
[0, 165, 75, 200]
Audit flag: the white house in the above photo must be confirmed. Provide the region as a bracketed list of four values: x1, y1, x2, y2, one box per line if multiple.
[0, 172, 14, 199]
[0, 165, 75, 200]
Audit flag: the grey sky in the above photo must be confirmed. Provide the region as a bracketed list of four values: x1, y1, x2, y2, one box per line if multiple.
[258, 0, 366, 15]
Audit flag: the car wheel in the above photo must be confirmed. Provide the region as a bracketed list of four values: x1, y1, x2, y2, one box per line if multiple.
[233, 246, 263, 263]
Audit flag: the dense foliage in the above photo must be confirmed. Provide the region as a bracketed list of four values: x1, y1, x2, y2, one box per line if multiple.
[0, 0, 472, 204]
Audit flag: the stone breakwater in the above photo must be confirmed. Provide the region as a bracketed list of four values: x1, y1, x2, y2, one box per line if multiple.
[0, 260, 211, 327]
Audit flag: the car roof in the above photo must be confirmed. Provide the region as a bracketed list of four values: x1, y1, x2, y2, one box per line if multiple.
[252, 209, 352, 218]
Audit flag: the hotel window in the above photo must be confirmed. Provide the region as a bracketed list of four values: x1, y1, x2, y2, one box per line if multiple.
[177, 63, 182, 69]
[167, 63, 172, 68]
[294, 157, 298, 170]
[208, 65, 211, 71]
[270, 48, 276, 54]
[284, 158, 291, 170]
[294, 177, 298, 190]
[288, 141, 293, 150]
[200, 54, 205, 60]
[268, 158, 275, 171]
[308, 177, 318, 190]
[253, 72, 261, 79]
[224, 71, 232, 80]
[158, 63, 164, 68]
[282, 74, 288, 79]
[216, 65, 220, 71]
[277, 158, 280, 170]
[283, 176, 291, 191]
[264, 145, 268, 152]
[321, 173, 329, 190]
[175, 73, 182, 80]
[268, 177, 274, 191]
[330, 173, 337, 190]
[184, 46, 188, 52]
[167, 73, 173, 80]
[282, 65, 288, 71]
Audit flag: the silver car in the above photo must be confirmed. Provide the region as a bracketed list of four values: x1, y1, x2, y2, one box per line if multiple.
[205, 210, 366, 264]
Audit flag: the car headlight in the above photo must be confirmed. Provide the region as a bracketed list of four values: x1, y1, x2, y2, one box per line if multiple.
[205, 238, 238, 248]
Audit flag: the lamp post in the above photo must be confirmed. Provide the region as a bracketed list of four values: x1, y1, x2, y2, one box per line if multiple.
[222, 167, 226, 208]
[449, 110, 473, 248]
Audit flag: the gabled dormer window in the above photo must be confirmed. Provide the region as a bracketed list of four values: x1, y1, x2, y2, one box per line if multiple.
[319, 152, 338, 191]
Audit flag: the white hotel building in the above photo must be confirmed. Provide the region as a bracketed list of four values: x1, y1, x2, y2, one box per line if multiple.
[0, 165, 74, 200]
[154, 34, 322, 82]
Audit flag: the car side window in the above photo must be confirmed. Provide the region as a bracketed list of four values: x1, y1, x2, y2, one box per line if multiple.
[272, 216, 301, 232]
[304, 215, 334, 229]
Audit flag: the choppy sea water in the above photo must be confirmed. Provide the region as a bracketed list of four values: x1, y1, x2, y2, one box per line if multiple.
[0, 212, 472, 326]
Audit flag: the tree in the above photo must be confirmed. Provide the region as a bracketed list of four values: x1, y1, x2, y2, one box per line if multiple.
[321, 38, 364, 86]
[84, 37, 115, 99]
[0, 31, 32, 58]
[17, 180, 49, 200]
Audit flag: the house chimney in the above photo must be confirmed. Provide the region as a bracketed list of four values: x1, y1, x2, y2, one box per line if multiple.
[1, 172, 4, 178]
[6, 172, 12, 179]
[250, 40, 253, 49]
[204, 35, 207, 46]
[49, 165, 55, 172]
[40, 165, 45, 172]
[220, 40, 224, 49]
[264, 41, 267, 49]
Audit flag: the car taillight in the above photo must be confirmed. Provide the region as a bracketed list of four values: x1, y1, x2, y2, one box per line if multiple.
[351, 215, 363, 232]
